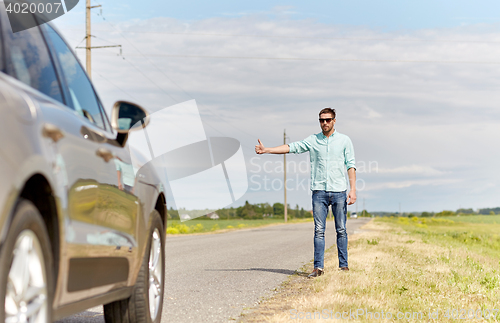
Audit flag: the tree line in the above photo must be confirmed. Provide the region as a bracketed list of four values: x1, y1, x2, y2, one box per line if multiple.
[167, 201, 312, 220]
[166, 203, 499, 220]
[372, 207, 499, 218]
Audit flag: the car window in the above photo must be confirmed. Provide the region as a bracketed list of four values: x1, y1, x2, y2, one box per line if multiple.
[4, 24, 63, 103]
[98, 100, 113, 131]
[0, 15, 5, 73]
[44, 26, 106, 130]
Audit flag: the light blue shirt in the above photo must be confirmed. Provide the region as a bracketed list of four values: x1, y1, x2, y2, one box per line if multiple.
[114, 158, 136, 187]
[288, 131, 355, 192]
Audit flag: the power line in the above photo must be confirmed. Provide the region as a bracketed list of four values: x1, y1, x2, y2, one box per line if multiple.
[119, 32, 500, 44]
[74, 36, 86, 50]
[121, 56, 178, 103]
[62, 27, 500, 44]
[91, 12, 262, 142]
[94, 72, 139, 102]
[89, 52, 500, 64]
[83, 10, 336, 149]
[96, 56, 256, 149]
[75, 9, 261, 148]
[284, 129, 289, 223]
[92, 35, 122, 47]
[84, 10, 181, 104]
[84, 0, 121, 79]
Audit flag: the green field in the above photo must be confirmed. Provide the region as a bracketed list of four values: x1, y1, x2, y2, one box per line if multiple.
[243, 217, 500, 322]
[380, 216, 500, 260]
[444, 214, 500, 224]
[166, 218, 313, 234]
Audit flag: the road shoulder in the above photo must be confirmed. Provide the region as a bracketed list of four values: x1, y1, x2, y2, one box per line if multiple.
[238, 219, 374, 322]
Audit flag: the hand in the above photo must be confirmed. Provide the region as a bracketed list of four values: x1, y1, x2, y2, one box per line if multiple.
[255, 139, 266, 154]
[118, 183, 123, 190]
[347, 190, 356, 205]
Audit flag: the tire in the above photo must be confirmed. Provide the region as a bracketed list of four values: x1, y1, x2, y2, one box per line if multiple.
[0, 199, 53, 323]
[104, 211, 165, 323]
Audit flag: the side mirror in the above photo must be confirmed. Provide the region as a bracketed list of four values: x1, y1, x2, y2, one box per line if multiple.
[111, 101, 150, 133]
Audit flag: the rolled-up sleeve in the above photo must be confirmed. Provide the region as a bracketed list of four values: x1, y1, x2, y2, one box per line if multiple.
[114, 159, 122, 171]
[288, 137, 312, 154]
[344, 137, 356, 170]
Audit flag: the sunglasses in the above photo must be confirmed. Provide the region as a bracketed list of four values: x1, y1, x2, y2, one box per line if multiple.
[319, 118, 333, 123]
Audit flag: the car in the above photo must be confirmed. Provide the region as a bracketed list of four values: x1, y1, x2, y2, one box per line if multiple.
[350, 212, 357, 219]
[0, 6, 166, 323]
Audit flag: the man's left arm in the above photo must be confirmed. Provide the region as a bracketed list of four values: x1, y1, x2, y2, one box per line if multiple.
[347, 168, 356, 205]
[345, 137, 356, 205]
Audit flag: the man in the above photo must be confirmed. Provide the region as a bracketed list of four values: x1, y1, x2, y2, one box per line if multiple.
[115, 156, 136, 193]
[255, 107, 356, 277]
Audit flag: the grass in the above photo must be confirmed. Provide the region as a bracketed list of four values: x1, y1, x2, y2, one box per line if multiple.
[441, 214, 500, 224]
[389, 216, 500, 260]
[240, 217, 500, 322]
[69, 180, 139, 234]
[166, 218, 313, 235]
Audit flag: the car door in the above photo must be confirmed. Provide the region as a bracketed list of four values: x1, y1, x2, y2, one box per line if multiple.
[40, 25, 140, 304]
[0, 17, 120, 304]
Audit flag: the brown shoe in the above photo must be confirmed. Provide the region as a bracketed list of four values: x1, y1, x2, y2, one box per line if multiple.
[340, 267, 349, 271]
[308, 268, 324, 278]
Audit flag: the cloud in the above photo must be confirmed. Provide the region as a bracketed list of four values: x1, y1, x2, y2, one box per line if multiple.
[355, 101, 382, 118]
[364, 178, 461, 191]
[271, 6, 297, 15]
[377, 165, 445, 176]
[52, 15, 500, 211]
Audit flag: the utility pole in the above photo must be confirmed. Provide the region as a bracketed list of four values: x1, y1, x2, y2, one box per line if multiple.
[85, 0, 99, 79]
[363, 198, 365, 217]
[82, 0, 121, 79]
[356, 194, 358, 214]
[284, 129, 287, 223]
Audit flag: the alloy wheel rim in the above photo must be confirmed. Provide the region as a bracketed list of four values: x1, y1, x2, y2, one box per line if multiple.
[148, 229, 162, 320]
[5, 230, 48, 323]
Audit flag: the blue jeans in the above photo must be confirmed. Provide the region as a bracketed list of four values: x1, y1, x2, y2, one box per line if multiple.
[312, 190, 348, 269]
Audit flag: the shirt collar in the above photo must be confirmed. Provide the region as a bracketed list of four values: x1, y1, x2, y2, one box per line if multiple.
[321, 130, 336, 139]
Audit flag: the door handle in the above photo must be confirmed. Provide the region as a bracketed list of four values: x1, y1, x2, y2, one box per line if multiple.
[96, 148, 114, 162]
[42, 124, 64, 143]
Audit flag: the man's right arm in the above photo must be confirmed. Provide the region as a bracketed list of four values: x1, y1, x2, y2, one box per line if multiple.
[255, 139, 290, 154]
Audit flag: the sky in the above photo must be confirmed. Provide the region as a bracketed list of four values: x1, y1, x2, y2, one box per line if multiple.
[51, 0, 500, 213]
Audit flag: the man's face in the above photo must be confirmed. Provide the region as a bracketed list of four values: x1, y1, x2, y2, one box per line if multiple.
[319, 113, 335, 133]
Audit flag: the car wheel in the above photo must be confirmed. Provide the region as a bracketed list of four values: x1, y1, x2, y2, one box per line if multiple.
[104, 211, 165, 323]
[0, 199, 53, 323]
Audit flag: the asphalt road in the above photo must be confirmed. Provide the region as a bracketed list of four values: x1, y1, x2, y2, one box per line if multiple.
[56, 218, 370, 323]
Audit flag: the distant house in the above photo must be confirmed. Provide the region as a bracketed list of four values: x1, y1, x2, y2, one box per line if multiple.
[180, 214, 191, 221]
[209, 213, 219, 220]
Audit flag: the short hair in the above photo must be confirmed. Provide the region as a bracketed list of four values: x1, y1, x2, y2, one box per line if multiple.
[319, 107, 336, 119]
